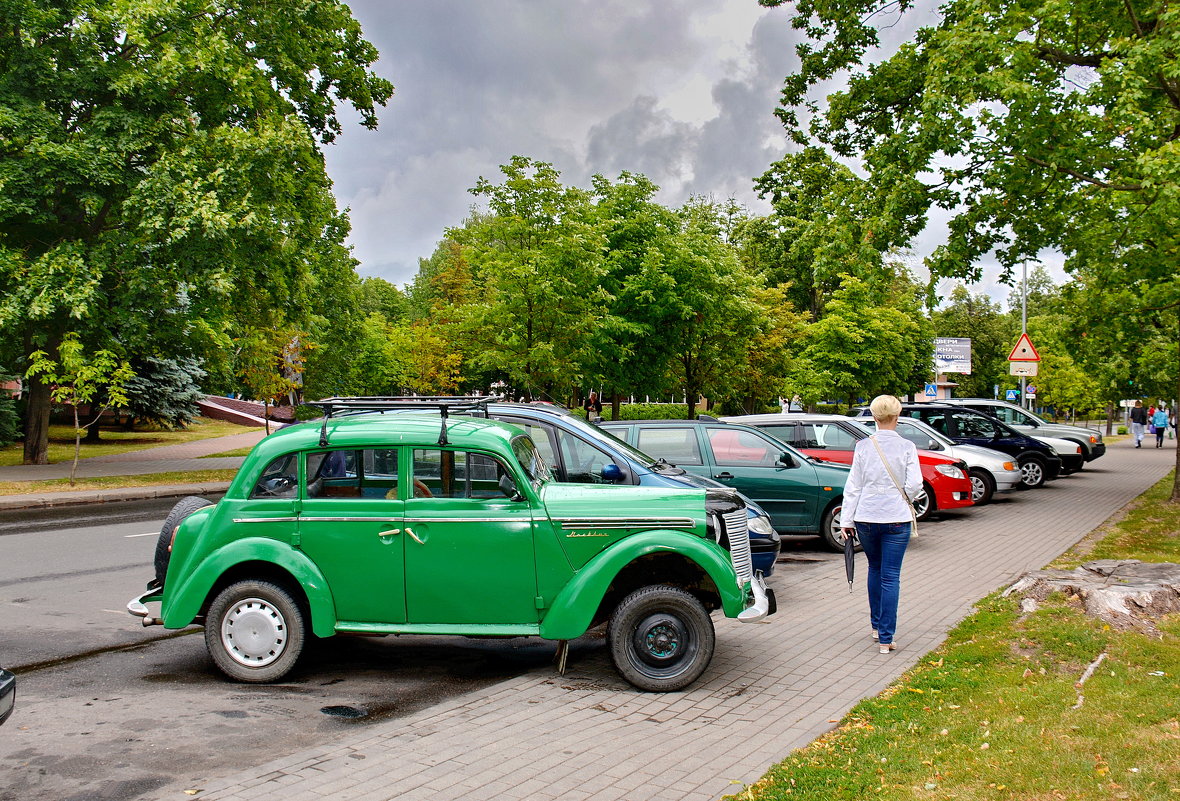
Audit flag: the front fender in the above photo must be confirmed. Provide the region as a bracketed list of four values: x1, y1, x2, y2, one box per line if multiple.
[539, 530, 746, 640]
[161, 538, 337, 638]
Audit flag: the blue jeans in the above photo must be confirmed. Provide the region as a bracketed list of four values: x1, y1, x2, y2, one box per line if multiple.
[855, 521, 912, 645]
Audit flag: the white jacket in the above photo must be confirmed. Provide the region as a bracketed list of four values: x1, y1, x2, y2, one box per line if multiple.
[840, 430, 922, 526]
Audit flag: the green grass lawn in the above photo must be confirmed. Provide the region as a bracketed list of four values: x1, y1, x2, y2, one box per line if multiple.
[729, 473, 1180, 800]
[0, 469, 240, 496]
[0, 417, 262, 466]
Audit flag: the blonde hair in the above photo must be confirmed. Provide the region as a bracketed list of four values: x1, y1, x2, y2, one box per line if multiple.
[869, 394, 902, 423]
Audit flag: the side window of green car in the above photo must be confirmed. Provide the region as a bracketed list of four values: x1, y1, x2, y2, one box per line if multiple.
[250, 453, 299, 499]
[412, 449, 514, 499]
[305, 449, 399, 499]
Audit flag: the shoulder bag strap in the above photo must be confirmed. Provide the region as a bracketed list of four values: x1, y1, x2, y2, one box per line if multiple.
[870, 435, 918, 535]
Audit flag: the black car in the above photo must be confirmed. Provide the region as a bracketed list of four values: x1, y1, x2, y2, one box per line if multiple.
[848, 403, 1063, 488]
[0, 668, 14, 726]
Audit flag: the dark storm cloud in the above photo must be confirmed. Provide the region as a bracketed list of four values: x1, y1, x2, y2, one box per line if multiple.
[323, 1, 804, 286]
[585, 97, 696, 185]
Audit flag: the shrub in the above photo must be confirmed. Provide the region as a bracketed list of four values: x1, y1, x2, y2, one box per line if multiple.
[0, 394, 18, 447]
[1117, 425, 1128, 435]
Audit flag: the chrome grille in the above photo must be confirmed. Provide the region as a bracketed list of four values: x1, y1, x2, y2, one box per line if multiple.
[721, 509, 754, 586]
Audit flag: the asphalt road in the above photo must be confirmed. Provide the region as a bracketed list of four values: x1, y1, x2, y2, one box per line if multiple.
[0, 498, 600, 801]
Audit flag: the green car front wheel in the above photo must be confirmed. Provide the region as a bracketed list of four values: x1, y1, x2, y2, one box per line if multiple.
[607, 584, 715, 692]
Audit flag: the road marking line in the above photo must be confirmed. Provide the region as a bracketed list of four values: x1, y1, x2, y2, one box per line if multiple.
[125, 532, 158, 538]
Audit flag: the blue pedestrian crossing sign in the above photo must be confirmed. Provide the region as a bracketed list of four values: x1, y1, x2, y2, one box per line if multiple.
[1006, 389, 1020, 401]
[924, 383, 937, 398]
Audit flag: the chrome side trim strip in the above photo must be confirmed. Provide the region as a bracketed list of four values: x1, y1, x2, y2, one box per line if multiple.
[297, 517, 403, 523]
[559, 518, 696, 530]
[232, 517, 299, 523]
[403, 517, 534, 524]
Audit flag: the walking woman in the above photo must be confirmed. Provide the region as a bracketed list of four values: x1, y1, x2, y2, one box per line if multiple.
[840, 395, 922, 654]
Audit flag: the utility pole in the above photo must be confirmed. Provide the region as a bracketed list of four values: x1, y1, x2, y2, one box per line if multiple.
[1021, 260, 1028, 409]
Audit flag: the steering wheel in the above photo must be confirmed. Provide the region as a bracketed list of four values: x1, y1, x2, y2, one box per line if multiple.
[384, 479, 434, 499]
[261, 476, 296, 496]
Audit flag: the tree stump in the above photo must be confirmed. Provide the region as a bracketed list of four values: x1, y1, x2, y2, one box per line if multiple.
[1003, 560, 1180, 633]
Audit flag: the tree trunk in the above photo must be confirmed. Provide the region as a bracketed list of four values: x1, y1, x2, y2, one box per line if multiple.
[1105, 402, 1114, 437]
[1173, 327, 1180, 502]
[23, 371, 51, 465]
[85, 414, 102, 442]
[70, 405, 82, 486]
[611, 392, 621, 422]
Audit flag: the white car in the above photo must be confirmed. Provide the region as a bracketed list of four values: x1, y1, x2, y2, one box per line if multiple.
[1030, 434, 1084, 475]
[854, 417, 1023, 505]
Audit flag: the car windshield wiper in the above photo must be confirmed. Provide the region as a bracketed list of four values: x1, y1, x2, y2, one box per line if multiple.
[651, 458, 686, 475]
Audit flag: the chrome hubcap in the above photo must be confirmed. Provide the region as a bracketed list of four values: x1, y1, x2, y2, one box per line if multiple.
[971, 475, 986, 502]
[221, 597, 286, 668]
[1021, 462, 1043, 486]
[913, 491, 930, 517]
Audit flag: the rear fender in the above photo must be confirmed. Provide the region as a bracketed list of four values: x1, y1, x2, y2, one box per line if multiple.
[161, 538, 337, 638]
[538, 530, 745, 640]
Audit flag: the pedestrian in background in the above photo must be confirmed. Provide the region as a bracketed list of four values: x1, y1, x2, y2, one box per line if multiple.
[582, 391, 603, 421]
[1152, 406, 1169, 448]
[840, 394, 922, 655]
[1130, 401, 1148, 448]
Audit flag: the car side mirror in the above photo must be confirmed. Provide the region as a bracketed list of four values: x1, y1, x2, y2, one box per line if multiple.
[498, 474, 523, 501]
[601, 463, 624, 483]
[926, 438, 940, 451]
[777, 452, 796, 468]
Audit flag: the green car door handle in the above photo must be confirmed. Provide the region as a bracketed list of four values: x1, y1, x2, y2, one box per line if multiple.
[405, 527, 425, 545]
[714, 472, 734, 480]
[378, 528, 401, 537]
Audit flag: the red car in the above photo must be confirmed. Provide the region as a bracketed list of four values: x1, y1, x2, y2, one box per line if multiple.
[722, 413, 974, 520]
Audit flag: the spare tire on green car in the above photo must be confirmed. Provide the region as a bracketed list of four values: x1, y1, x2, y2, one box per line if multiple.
[153, 496, 215, 587]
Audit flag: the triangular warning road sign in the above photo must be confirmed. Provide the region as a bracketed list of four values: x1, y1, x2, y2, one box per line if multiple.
[1008, 333, 1040, 361]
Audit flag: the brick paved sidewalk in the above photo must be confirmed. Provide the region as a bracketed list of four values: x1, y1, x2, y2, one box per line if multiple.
[145, 440, 1174, 801]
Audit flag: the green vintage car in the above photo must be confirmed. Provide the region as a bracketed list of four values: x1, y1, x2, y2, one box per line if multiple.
[129, 398, 772, 692]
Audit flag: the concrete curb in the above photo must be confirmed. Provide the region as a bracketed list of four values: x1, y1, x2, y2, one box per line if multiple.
[0, 482, 232, 510]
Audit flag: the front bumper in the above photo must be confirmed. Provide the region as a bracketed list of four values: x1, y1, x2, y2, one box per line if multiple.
[1087, 442, 1106, 461]
[1059, 453, 1085, 474]
[737, 573, 776, 622]
[1045, 457, 1062, 481]
[128, 585, 165, 627]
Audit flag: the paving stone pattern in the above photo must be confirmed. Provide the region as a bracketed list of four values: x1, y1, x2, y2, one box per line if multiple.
[157, 440, 1173, 801]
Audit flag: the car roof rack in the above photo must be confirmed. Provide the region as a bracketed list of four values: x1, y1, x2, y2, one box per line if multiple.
[305, 396, 506, 447]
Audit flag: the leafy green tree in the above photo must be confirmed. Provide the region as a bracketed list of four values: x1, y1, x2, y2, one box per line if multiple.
[346, 314, 412, 397]
[360, 277, 408, 322]
[765, 0, 1180, 493]
[790, 273, 931, 408]
[581, 172, 682, 417]
[451, 157, 609, 399]
[0, 0, 392, 463]
[234, 327, 313, 433]
[744, 147, 924, 321]
[25, 333, 132, 483]
[710, 284, 809, 414]
[656, 199, 767, 418]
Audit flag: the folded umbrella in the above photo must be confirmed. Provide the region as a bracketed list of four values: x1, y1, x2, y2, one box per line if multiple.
[844, 529, 856, 593]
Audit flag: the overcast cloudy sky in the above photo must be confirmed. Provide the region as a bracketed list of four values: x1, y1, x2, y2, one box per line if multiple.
[322, 0, 1037, 305]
